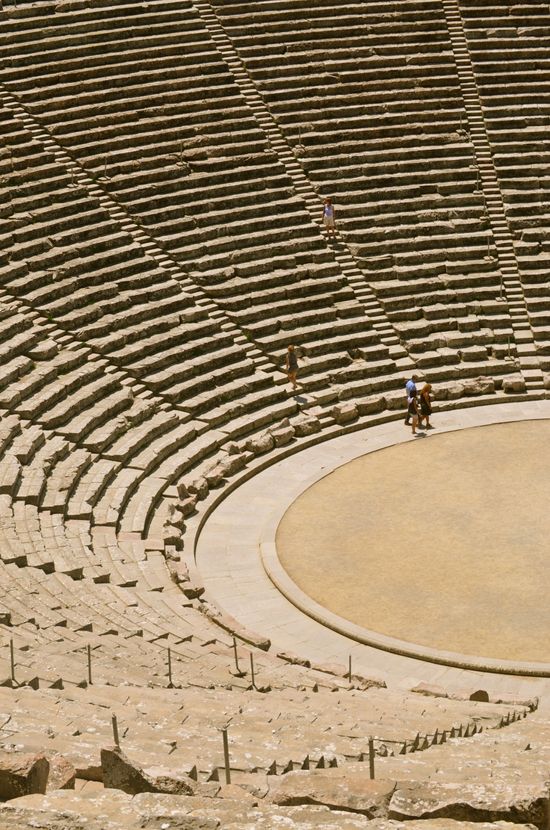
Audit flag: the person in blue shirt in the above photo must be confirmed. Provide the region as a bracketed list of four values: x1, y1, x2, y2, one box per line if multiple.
[404, 375, 417, 425]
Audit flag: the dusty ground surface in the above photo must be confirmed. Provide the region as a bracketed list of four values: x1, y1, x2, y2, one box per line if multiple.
[276, 420, 550, 662]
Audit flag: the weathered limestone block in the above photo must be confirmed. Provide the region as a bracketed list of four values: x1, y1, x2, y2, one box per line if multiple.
[277, 651, 311, 668]
[463, 377, 495, 396]
[501, 374, 526, 394]
[225, 441, 241, 455]
[181, 581, 204, 600]
[291, 414, 321, 436]
[217, 452, 247, 477]
[356, 395, 386, 416]
[0, 752, 49, 799]
[187, 477, 209, 500]
[270, 425, 295, 447]
[218, 783, 257, 803]
[204, 466, 225, 488]
[245, 433, 275, 455]
[268, 769, 396, 816]
[175, 496, 198, 519]
[433, 382, 464, 401]
[332, 402, 358, 425]
[176, 481, 189, 500]
[46, 754, 75, 792]
[100, 747, 195, 796]
[389, 782, 547, 827]
[384, 392, 408, 411]
[162, 524, 183, 551]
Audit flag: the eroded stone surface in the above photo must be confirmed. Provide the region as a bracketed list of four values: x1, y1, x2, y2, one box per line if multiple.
[101, 746, 195, 796]
[0, 752, 49, 800]
[267, 769, 396, 816]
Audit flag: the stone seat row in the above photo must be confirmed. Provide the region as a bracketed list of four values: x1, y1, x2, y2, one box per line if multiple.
[0, 671, 514, 781]
[1, 3, 404, 408]
[2, 113, 305, 425]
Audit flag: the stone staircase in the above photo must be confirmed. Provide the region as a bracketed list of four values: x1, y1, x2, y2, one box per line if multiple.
[193, 0, 412, 373]
[442, 0, 545, 392]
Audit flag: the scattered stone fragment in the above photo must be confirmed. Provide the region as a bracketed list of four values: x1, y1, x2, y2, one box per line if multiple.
[268, 769, 396, 816]
[292, 414, 321, 436]
[245, 433, 275, 454]
[356, 396, 386, 416]
[176, 496, 198, 519]
[46, 754, 76, 791]
[0, 752, 49, 800]
[332, 402, 359, 424]
[187, 476, 209, 500]
[501, 374, 526, 394]
[270, 425, 295, 446]
[100, 746, 195, 796]
[217, 452, 247, 476]
[389, 781, 547, 826]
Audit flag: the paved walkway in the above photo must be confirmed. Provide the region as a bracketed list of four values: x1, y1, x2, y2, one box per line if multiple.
[195, 400, 550, 698]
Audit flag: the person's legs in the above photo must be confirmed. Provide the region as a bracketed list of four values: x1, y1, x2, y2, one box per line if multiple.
[288, 370, 297, 390]
[412, 413, 418, 434]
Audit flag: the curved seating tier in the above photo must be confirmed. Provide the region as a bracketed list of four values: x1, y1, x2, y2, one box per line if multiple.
[0, 0, 401, 400]
[460, 0, 550, 368]
[0, 1, 547, 825]
[0, 680, 514, 781]
[208, 0, 519, 380]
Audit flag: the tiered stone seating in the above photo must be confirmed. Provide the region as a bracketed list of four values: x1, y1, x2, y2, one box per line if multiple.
[208, 0, 517, 380]
[460, 0, 550, 369]
[0, 100, 294, 432]
[0, 679, 514, 781]
[0, 3, 546, 826]
[0, 0, 398, 397]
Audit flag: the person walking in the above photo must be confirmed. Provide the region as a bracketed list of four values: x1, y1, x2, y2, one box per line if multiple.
[404, 375, 417, 425]
[419, 383, 433, 429]
[285, 344, 298, 391]
[408, 389, 420, 435]
[321, 197, 336, 239]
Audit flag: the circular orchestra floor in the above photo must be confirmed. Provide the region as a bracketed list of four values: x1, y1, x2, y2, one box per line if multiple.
[276, 420, 550, 664]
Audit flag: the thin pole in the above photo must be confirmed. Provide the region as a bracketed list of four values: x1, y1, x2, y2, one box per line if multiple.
[249, 652, 255, 688]
[87, 644, 92, 685]
[112, 714, 120, 747]
[232, 637, 240, 674]
[368, 737, 375, 780]
[348, 654, 352, 683]
[167, 648, 173, 687]
[9, 639, 15, 683]
[222, 728, 231, 784]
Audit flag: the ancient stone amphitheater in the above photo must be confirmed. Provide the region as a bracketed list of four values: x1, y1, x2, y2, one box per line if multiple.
[0, 0, 550, 826]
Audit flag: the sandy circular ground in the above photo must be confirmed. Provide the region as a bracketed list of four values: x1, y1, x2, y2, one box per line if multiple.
[276, 420, 550, 663]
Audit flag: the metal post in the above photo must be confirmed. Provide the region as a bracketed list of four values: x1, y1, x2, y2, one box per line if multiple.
[112, 713, 120, 747]
[87, 644, 92, 685]
[167, 648, 173, 687]
[232, 637, 240, 674]
[348, 655, 352, 683]
[368, 737, 375, 780]
[9, 639, 15, 683]
[249, 652, 255, 688]
[222, 728, 231, 784]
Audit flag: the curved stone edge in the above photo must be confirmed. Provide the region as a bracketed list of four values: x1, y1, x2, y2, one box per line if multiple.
[189, 395, 550, 672]
[260, 536, 550, 678]
[258, 433, 550, 679]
